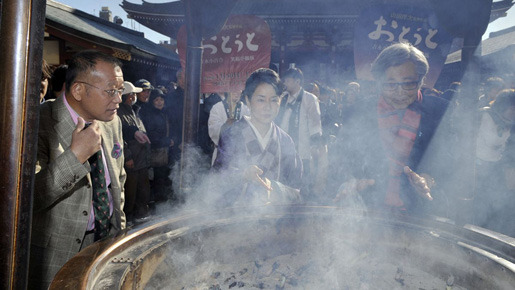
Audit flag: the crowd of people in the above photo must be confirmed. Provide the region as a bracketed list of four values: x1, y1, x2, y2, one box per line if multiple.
[31, 42, 515, 287]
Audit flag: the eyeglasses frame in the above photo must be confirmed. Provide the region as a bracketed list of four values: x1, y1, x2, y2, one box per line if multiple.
[381, 81, 420, 92]
[75, 81, 124, 98]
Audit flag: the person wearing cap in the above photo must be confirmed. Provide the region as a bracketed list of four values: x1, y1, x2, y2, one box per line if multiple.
[133, 79, 153, 117]
[117, 81, 152, 224]
[140, 89, 174, 202]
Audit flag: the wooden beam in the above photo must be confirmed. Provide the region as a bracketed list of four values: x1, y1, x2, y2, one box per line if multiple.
[45, 25, 115, 55]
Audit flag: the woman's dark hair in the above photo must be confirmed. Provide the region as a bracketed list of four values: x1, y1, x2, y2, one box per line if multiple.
[242, 68, 283, 101]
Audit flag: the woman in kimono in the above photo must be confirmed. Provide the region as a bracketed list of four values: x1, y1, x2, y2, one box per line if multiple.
[212, 68, 303, 206]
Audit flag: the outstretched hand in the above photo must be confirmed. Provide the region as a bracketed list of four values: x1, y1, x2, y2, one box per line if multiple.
[70, 117, 102, 163]
[243, 165, 273, 191]
[404, 166, 433, 201]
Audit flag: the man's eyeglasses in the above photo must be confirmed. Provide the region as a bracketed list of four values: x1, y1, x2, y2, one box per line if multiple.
[381, 81, 419, 91]
[75, 81, 124, 98]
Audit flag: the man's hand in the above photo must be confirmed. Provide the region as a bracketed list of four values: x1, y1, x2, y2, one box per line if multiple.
[243, 165, 273, 191]
[70, 117, 102, 163]
[134, 130, 150, 144]
[125, 159, 135, 169]
[404, 166, 433, 201]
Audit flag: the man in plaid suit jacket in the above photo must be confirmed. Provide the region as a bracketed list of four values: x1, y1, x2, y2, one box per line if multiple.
[29, 51, 126, 289]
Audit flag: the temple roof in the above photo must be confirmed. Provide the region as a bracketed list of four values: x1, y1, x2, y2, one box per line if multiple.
[121, 0, 514, 39]
[121, 0, 430, 38]
[47, 0, 179, 63]
[491, 0, 515, 21]
[121, 0, 370, 17]
[446, 25, 515, 64]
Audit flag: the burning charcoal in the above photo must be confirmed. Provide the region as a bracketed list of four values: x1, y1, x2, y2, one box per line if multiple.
[209, 285, 221, 290]
[272, 261, 280, 272]
[288, 278, 298, 286]
[357, 268, 371, 283]
[237, 281, 245, 287]
[228, 281, 237, 288]
[254, 261, 262, 269]
[275, 275, 286, 289]
[264, 261, 281, 276]
[239, 268, 248, 275]
[211, 272, 221, 279]
[446, 274, 455, 290]
[447, 274, 455, 286]
[294, 263, 312, 276]
[224, 275, 236, 284]
[394, 267, 405, 286]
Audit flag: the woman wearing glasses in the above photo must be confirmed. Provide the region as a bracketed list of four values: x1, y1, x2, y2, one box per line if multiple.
[334, 42, 449, 215]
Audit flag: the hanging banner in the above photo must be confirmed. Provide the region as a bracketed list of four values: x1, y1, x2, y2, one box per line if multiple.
[178, 15, 271, 93]
[354, 5, 454, 88]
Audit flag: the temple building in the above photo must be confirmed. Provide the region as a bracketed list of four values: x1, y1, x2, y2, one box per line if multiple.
[442, 25, 515, 88]
[44, 0, 180, 85]
[121, 0, 514, 89]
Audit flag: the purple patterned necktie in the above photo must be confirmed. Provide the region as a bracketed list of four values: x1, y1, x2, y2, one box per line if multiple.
[89, 150, 110, 240]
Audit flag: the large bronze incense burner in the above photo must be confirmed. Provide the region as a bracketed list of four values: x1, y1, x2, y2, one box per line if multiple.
[52, 206, 515, 289]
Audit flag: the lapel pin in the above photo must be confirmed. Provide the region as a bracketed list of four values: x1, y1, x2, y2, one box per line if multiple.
[112, 142, 122, 159]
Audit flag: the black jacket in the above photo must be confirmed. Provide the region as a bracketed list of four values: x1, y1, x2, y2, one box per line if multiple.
[140, 106, 171, 150]
[117, 103, 150, 171]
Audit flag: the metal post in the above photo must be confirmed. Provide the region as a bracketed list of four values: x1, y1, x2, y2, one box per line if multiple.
[0, 0, 46, 289]
[178, 0, 236, 194]
[181, 0, 203, 147]
[179, 0, 204, 194]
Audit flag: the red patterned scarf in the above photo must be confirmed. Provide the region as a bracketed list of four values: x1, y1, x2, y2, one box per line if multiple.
[377, 92, 422, 207]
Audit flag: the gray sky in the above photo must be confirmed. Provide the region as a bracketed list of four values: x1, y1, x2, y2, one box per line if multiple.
[56, 0, 515, 43]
